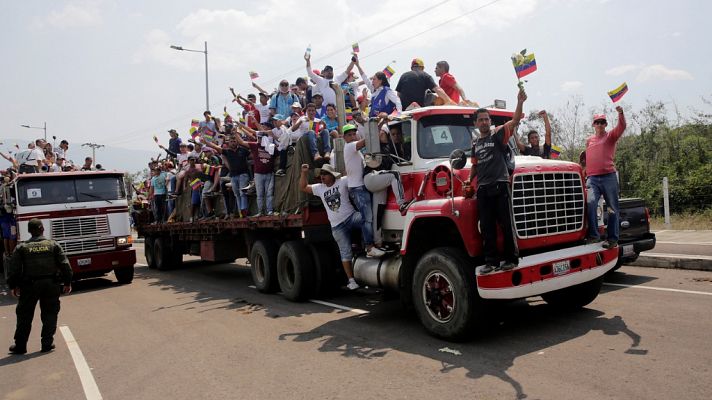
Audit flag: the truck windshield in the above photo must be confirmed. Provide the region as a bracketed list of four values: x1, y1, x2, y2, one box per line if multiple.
[417, 115, 476, 159]
[17, 176, 126, 206]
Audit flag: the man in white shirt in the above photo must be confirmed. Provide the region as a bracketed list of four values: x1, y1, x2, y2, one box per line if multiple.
[16, 143, 44, 173]
[342, 124, 384, 259]
[305, 54, 356, 108]
[300, 163, 367, 290]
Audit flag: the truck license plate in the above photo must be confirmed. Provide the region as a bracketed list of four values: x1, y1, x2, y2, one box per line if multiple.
[77, 258, 92, 267]
[623, 244, 635, 257]
[553, 260, 570, 276]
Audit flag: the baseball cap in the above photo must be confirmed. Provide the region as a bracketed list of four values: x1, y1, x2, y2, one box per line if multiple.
[271, 114, 285, 121]
[291, 102, 302, 108]
[167, 129, 177, 134]
[312, 92, 323, 98]
[322, 65, 333, 72]
[411, 58, 424, 68]
[592, 113, 608, 125]
[319, 164, 341, 178]
[341, 124, 357, 134]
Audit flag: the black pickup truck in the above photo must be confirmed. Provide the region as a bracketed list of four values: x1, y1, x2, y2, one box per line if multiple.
[603, 198, 657, 271]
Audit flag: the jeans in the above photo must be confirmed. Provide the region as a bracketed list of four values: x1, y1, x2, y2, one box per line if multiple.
[255, 173, 274, 214]
[477, 182, 519, 265]
[166, 176, 176, 217]
[331, 212, 364, 261]
[348, 185, 374, 247]
[586, 172, 620, 242]
[153, 194, 166, 223]
[231, 173, 250, 212]
[307, 129, 331, 158]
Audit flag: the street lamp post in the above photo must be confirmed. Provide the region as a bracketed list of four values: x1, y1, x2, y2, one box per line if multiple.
[20, 121, 47, 141]
[170, 41, 209, 111]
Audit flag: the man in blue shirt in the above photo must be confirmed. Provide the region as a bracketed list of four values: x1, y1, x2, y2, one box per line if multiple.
[269, 80, 299, 119]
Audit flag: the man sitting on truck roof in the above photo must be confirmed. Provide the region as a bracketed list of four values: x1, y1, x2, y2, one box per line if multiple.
[300, 163, 364, 290]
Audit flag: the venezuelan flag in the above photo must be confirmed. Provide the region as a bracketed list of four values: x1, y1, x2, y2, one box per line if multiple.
[550, 145, 562, 159]
[512, 53, 537, 79]
[249, 71, 259, 80]
[352, 42, 360, 53]
[608, 82, 629, 103]
[190, 178, 202, 190]
[383, 65, 395, 78]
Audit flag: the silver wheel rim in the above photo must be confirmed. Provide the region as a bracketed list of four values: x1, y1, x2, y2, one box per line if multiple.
[422, 270, 456, 323]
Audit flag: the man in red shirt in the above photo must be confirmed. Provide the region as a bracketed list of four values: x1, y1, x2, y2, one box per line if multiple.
[585, 106, 626, 248]
[434, 61, 468, 104]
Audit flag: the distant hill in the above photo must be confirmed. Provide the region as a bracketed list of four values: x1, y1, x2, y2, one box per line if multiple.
[0, 138, 156, 174]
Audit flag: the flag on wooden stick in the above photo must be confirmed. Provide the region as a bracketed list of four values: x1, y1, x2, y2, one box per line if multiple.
[608, 82, 629, 103]
[511, 49, 537, 79]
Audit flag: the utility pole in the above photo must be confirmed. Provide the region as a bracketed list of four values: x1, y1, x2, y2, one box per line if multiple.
[81, 142, 105, 166]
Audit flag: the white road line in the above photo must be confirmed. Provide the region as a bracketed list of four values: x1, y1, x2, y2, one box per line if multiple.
[604, 283, 712, 296]
[60, 326, 103, 400]
[641, 252, 712, 260]
[308, 299, 370, 315]
[246, 285, 369, 315]
[656, 241, 712, 246]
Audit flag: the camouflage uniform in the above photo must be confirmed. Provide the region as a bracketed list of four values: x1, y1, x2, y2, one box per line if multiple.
[7, 229, 72, 351]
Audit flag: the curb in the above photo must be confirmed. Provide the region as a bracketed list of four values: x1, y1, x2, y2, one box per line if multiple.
[630, 254, 712, 272]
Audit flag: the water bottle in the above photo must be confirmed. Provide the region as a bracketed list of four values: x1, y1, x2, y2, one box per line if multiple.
[305, 44, 311, 58]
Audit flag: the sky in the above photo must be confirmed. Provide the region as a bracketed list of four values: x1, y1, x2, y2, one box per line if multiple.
[1, 0, 708, 173]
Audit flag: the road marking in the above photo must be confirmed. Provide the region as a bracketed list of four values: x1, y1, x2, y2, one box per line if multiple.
[247, 285, 369, 315]
[656, 241, 712, 246]
[641, 252, 712, 260]
[60, 326, 103, 400]
[604, 283, 712, 296]
[309, 299, 370, 315]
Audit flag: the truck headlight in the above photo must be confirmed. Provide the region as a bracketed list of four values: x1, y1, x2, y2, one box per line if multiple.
[116, 236, 133, 246]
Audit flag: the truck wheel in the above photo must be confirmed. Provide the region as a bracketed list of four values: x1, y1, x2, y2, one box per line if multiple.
[145, 237, 156, 269]
[114, 266, 135, 284]
[250, 240, 279, 293]
[154, 237, 174, 271]
[412, 247, 481, 341]
[542, 276, 603, 309]
[309, 242, 343, 298]
[277, 241, 315, 302]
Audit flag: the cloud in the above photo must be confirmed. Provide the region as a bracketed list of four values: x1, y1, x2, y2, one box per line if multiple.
[605, 64, 641, 76]
[32, 1, 103, 29]
[636, 64, 693, 82]
[560, 81, 583, 91]
[133, 0, 539, 77]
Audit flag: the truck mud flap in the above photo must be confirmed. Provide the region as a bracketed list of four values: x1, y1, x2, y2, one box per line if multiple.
[476, 244, 618, 300]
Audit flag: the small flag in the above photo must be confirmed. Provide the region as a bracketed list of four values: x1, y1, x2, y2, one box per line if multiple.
[383, 65, 395, 78]
[511, 50, 537, 79]
[153, 135, 159, 143]
[608, 82, 629, 103]
[190, 178, 202, 190]
[352, 42, 360, 53]
[249, 71, 259, 80]
[550, 145, 562, 159]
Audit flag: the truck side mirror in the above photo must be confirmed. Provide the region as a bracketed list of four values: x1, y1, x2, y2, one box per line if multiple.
[449, 149, 467, 170]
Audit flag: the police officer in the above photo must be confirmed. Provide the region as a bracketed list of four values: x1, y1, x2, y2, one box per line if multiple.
[7, 218, 72, 354]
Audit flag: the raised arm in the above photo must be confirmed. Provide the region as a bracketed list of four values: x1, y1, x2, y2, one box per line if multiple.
[540, 110, 552, 146]
[251, 81, 269, 96]
[609, 106, 627, 141]
[514, 132, 526, 152]
[299, 163, 313, 194]
[510, 88, 527, 127]
[204, 140, 224, 154]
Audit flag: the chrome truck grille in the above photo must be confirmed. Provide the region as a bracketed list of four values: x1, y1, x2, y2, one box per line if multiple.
[51, 216, 110, 240]
[511, 172, 584, 239]
[51, 216, 113, 255]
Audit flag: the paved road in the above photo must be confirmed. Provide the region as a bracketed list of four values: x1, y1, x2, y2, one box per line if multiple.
[648, 230, 712, 257]
[1, 244, 711, 400]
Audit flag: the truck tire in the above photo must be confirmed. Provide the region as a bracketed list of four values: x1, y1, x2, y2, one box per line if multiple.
[114, 266, 135, 284]
[309, 242, 343, 298]
[154, 237, 174, 271]
[145, 237, 156, 269]
[412, 247, 481, 341]
[277, 240, 315, 302]
[250, 240, 279, 293]
[542, 276, 603, 309]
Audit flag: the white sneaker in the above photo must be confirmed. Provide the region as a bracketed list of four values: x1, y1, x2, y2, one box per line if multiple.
[347, 280, 360, 290]
[366, 247, 385, 258]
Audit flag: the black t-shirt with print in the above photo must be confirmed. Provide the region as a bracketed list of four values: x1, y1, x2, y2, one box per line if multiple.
[472, 125, 511, 188]
[523, 143, 551, 159]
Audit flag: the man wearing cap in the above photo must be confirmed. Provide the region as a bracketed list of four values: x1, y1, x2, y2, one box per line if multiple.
[312, 92, 327, 119]
[305, 53, 356, 108]
[299, 163, 363, 290]
[342, 124, 385, 258]
[396, 58, 453, 109]
[167, 129, 182, 155]
[585, 106, 626, 249]
[7, 218, 72, 354]
[255, 92, 271, 124]
[269, 80, 300, 119]
[288, 103, 332, 164]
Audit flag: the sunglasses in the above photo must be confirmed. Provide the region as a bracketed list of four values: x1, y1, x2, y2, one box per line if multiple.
[593, 120, 607, 125]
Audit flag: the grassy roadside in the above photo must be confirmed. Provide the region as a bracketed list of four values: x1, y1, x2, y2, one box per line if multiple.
[650, 210, 712, 230]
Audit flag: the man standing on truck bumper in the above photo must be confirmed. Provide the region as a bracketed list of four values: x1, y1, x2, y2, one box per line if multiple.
[7, 219, 72, 354]
[585, 106, 626, 248]
[466, 88, 527, 274]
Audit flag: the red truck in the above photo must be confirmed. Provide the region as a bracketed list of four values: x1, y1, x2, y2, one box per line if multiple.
[137, 105, 618, 340]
